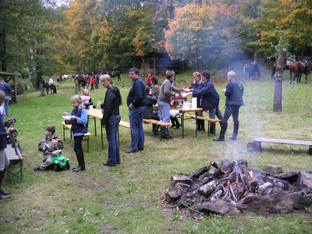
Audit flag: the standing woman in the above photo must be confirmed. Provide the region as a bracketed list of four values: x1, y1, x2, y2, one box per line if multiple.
[63, 95, 88, 172]
[99, 75, 122, 166]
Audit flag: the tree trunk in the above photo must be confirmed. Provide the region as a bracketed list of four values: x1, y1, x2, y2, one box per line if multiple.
[273, 48, 287, 112]
[40, 82, 45, 96]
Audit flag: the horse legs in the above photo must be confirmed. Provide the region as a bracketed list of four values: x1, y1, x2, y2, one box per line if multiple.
[305, 73, 308, 83]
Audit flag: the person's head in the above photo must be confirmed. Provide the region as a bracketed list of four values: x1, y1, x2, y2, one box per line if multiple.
[100, 74, 112, 88]
[129, 67, 139, 82]
[146, 86, 151, 95]
[227, 70, 236, 82]
[245, 63, 248, 66]
[0, 77, 4, 82]
[151, 76, 158, 85]
[71, 95, 83, 109]
[201, 70, 210, 82]
[82, 89, 89, 96]
[166, 70, 175, 81]
[148, 73, 151, 77]
[193, 71, 201, 83]
[0, 90, 5, 107]
[44, 125, 55, 137]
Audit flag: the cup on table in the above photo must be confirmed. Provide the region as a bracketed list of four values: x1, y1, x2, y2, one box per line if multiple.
[89, 105, 93, 110]
[97, 101, 101, 108]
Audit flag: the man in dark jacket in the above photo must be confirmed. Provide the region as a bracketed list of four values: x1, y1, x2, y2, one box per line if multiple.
[213, 70, 244, 141]
[188, 70, 222, 134]
[143, 86, 159, 135]
[126, 68, 146, 153]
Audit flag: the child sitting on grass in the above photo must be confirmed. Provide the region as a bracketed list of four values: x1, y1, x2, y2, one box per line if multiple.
[34, 125, 63, 171]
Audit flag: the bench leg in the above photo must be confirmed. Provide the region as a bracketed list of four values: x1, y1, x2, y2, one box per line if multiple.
[6, 161, 23, 182]
[309, 146, 312, 155]
[63, 125, 66, 141]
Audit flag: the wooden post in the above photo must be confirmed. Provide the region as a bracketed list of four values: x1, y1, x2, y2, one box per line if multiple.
[273, 48, 287, 112]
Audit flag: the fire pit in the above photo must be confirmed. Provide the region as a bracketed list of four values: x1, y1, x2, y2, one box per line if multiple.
[165, 159, 312, 216]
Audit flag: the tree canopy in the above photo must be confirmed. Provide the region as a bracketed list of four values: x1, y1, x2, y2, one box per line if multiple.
[1, 0, 311, 88]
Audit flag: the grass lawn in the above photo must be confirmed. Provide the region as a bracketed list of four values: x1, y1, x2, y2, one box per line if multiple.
[1, 70, 312, 233]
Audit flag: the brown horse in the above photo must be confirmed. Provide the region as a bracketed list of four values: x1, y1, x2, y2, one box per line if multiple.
[289, 61, 312, 84]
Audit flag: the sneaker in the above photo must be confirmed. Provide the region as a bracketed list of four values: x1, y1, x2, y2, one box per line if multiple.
[125, 149, 138, 153]
[213, 136, 225, 141]
[34, 166, 41, 171]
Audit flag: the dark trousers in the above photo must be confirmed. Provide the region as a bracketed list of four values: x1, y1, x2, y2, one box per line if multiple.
[219, 105, 240, 138]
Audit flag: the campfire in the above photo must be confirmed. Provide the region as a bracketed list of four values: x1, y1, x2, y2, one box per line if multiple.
[165, 159, 312, 216]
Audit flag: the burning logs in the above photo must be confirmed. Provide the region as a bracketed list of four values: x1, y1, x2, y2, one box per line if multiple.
[165, 159, 312, 216]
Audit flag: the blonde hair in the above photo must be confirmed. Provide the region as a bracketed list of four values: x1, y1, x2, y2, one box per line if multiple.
[82, 89, 89, 96]
[99, 74, 112, 83]
[193, 71, 201, 78]
[71, 95, 83, 109]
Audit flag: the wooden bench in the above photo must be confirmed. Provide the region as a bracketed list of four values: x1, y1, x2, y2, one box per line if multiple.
[251, 137, 312, 155]
[119, 120, 130, 129]
[183, 113, 221, 136]
[5, 144, 23, 182]
[143, 119, 172, 141]
[61, 122, 92, 152]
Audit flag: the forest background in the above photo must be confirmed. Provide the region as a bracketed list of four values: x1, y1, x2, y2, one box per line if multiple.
[1, 0, 312, 88]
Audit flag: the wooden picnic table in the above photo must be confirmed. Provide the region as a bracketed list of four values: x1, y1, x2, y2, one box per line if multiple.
[87, 109, 129, 149]
[174, 106, 203, 139]
[153, 105, 203, 139]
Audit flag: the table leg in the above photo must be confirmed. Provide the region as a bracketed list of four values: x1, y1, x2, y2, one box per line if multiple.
[94, 117, 97, 136]
[195, 112, 198, 138]
[182, 113, 184, 139]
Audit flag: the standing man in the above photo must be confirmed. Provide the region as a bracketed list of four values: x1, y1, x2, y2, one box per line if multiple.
[0, 78, 12, 117]
[189, 71, 204, 131]
[158, 70, 188, 139]
[213, 70, 244, 142]
[187, 70, 221, 134]
[126, 68, 146, 153]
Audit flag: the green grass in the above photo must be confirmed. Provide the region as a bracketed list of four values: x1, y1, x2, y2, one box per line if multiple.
[1, 71, 312, 233]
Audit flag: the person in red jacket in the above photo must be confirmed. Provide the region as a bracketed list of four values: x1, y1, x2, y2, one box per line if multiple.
[90, 76, 95, 91]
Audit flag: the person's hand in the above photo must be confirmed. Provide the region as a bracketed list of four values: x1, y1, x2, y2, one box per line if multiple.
[129, 103, 134, 109]
[71, 115, 78, 120]
[170, 101, 174, 107]
[63, 112, 68, 116]
[6, 128, 11, 135]
[222, 89, 226, 94]
[186, 92, 192, 96]
[174, 93, 180, 97]
[51, 139, 58, 147]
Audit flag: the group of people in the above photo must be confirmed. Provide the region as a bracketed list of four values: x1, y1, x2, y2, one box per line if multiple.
[31, 68, 244, 179]
[41, 77, 57, 95]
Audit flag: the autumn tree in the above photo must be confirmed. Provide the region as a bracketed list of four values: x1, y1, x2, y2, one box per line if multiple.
[251, 0, 312, 58]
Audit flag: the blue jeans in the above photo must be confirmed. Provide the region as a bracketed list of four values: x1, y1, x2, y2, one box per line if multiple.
[129, 106, 146, 151]
[157, 100, 170, 123]
[158, 100, 171, 136]
[105, 115, 121, 165]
